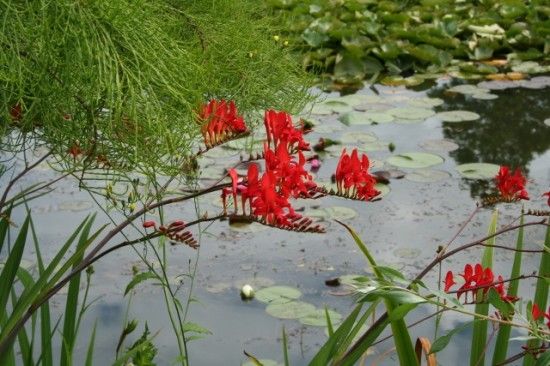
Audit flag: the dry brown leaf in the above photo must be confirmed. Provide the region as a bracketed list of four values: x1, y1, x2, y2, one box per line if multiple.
[415, 337, 437, 366]
[482, 59, 508, 67]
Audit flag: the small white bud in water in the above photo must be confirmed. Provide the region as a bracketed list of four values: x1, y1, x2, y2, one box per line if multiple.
[240, 284, 254, 300]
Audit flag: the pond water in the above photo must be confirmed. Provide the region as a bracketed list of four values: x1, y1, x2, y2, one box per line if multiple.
[4, 76, 550, 365]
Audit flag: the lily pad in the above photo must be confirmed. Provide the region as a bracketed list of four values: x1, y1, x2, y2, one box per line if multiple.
[366, 112, 394, 124]
[255, 286, 302, 304]
[407, 97, 444, 108]
[456, 163, 500, 179]
[310, 100, 352, 115]
[374, 183, 390, 198]
[437, 110, 480, 122]
[341, 131, 378, 144]
[306, 206, 357, 221]
[393, 247, 421, 259]
[361, 141, 391, 152]
[405, 169, 451, 183]
[299, 309, 343, 327]
[447, 84, 489, 95]
[338, 111, 374, 126]
[386, 152, 444, 169]
[387, 107, 435, 120]
[471, 93, 498, 100]
[419, 139, 459, 152]
[266, 301, 316, 319]
[229, 221, 267, 233]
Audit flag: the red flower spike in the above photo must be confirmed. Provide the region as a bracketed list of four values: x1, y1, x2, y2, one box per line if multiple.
[444, 271, 456, 292]
[543, 191, 550, 206]
[335, 148, 380, 201]
[228, 168, 239, 212]
[143, 221, 157, 229]
[264, 110, 310, 152]
[532, 303, 543, 321]
[495, 166, 529, 201]
[199, 99, 247, 148]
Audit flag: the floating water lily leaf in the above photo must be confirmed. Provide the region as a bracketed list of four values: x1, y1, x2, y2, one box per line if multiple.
[354, 102, 393, 112]
[367, 112, 394, 124]
[361, 141, 390, 152]
[471, 93, 498, 100]
[511, 61, 546, 74]
[202, 147, 238, 158]
[407, 97, 444, 108]
[374, 183, 390, 198]
[335, 94, 380, 106]
[437, 110, 480, 122]
[234, 277, 275, 290]
[386, 152, 444, 169]
[393, 247, 421, 259]
[387, 107, 435, 120]
[229, 221, 267, 233]
[299, 309, 343, 326]
[447, 84, 490, 95]
[405, 169, 451, 183]
[338, 111, 373, 126]
[266, 301, 316, 319]
[521, 76, 550, 90]
[419, 139, 459, 152]
[255, 286, 302, 304]
[456, 163, 500, 179]
[341, 131, 378, 144]
[306, 206, 357, 221]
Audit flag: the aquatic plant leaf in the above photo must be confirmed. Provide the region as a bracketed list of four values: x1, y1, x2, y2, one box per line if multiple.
[405, 169, 451, 183]
[341, 131, 378, 144]
[407, 97, 444, 108]
[419, 139, 459, 152]
[255, 286, 302, 304]
[266, 301, 316, 319]
[456, 163, 500, 179]
[386, 152, 444, 169]
[300, 309, 342, 327]
[388, 107, 435, 120]
[436, 110, 480, 122]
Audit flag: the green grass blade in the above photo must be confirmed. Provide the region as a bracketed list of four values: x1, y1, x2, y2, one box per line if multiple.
[470, 209, 498, 366]
[0, 206, 12, 253]
[336, 300, 379, 357]
[12, 267, 35, 365]
[85, 322, 98, 366]
[282, 326, 290, 366]
[337, 221, 418, 366]
[0, 215, 30, 323]
[523, 224, 550, 366]
[29, 215, 53, 366]
[0, 215, 30, 365]
[309, 304, 362, 365]
[61, 214, 95, 366]
[492, 213, 524, 365]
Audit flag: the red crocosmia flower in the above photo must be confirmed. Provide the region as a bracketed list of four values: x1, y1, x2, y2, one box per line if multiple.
[444, 271, 456, 292]
[450, 263, 517, 303]
[143, 221, 157, 229]
[532, 303, 543, 321]
[250, 171, 300, 226]
[199, 99, 247, 148]
[495, 166, 529, 201]
[264, 140, 316, 199]
[264, 109, 309, 152]
[543, 191, 550, 206]
[335, 148, 380, 201]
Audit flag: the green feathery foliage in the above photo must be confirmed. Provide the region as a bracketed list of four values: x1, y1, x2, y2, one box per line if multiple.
[0, 0, 311, 174]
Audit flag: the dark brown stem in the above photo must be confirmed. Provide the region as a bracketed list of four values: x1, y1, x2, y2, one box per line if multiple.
[0, 151, 52, 210]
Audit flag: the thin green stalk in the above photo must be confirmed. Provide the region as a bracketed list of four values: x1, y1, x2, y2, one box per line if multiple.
[523, 224, 550, 366]
[492, 213, 524, 365]
[470, 210, 498, 366]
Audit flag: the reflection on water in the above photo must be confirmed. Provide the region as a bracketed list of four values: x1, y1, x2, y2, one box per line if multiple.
[429, 83, 550, 198]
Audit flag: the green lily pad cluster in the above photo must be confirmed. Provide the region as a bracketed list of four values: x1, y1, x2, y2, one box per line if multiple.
[255, 285, 342, 326]
[267, 0, 550, 89]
